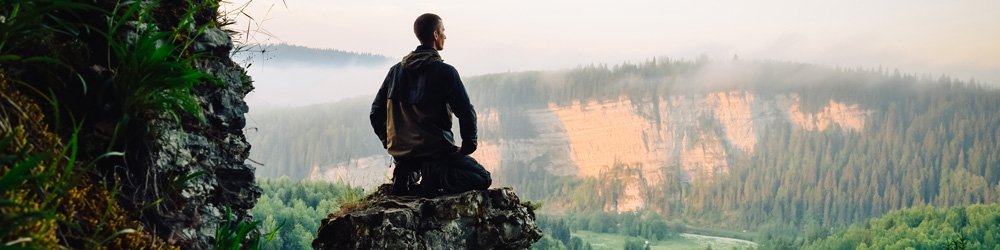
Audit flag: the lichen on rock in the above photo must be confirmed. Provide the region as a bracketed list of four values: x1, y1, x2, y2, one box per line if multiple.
[313, 185, 542, 250]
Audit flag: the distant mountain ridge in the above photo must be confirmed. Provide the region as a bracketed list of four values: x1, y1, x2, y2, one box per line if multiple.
[235, 43, 394, 67]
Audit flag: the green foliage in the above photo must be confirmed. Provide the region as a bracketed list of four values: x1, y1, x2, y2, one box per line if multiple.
[801, 204, 1000, 250]
[245, 55, 1000, 249]
[104, 0, 221, 129]
[213, 205, 281, 250]
[2, 0, 251, 248]
[2, 0, 221, 138]
[754, 220, 798, 250]
[685, 78, 1000, 232]
[0, 129, 58, 249]
[245, 97, 387, 180]
[948, 235, 969, 250]
[531, 234, 568, 250]
[0, 0, 93, 60]
[249, 177, 360, 250]
[466, 62, 1000, 237]
[0, 123, 169, 249]
[623, 237, 648, 250]
[567, 236, 585, 250]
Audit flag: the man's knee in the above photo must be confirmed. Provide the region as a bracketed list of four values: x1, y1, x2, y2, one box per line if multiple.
[476, 171, 492, 190]
[455, 155, 491, 190]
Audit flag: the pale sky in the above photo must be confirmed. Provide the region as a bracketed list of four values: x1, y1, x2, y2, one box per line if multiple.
[227, 0, 1000, 108]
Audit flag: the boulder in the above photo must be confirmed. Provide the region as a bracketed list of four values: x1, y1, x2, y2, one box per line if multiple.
[313, 185, 542, 250]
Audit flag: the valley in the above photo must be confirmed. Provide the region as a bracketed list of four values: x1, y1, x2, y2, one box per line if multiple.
[246, 58, 1000, 248]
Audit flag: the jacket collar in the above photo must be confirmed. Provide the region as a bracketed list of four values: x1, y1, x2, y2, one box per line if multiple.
[403, 45, 443, 71]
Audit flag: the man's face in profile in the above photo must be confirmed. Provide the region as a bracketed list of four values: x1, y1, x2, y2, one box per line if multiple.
[434, 21, 446, 51]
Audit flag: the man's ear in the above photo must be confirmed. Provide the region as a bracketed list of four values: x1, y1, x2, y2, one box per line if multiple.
[432, 30, 441, 42]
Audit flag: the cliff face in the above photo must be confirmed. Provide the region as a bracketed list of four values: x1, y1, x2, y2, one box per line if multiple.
[309, 91, 870, 212]
[140, 29, 260, 248]
[313, 185, 542, 250]
[0, 0, 260, 248]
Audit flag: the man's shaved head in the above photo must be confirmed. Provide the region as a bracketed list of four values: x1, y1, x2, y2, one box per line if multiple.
[414, 13, 442, 45]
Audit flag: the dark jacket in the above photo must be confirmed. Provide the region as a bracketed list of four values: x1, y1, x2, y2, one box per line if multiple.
[370, 46, 477, 159]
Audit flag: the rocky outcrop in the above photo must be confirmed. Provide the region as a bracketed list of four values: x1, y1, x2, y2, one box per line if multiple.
[782, 94, 870, 131]
[313, 185, 542, 250]
[139, 36, 260, 248]
[115, 2, 260, 249]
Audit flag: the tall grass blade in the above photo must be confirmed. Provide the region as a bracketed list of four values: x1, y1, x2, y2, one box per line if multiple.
[0, 154, 48, 192]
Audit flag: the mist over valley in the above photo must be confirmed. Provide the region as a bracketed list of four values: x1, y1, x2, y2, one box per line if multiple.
[227, 1, 1000, 247]
[244, 46, 1000, 247]
[236, 44, 397, 109]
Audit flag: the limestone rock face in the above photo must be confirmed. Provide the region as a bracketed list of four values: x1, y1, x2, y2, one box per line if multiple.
[313, 185, 542, 250]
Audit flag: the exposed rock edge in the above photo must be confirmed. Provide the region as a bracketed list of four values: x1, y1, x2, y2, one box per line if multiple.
[313, 185, 542, 250]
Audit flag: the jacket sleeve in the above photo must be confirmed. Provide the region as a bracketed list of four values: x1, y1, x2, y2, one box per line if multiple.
[370, 67, 392, 148]
[445, 67, 478, 154]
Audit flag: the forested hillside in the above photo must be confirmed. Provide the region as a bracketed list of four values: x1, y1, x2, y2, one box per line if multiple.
[246, 58, 1000, 234]
[800, 204, 1000, 250]
[683, 80, 1000, 229]
[249, 178, 362, 249]
[248, 97, 385, 180]
[493, 60, 1000, 230]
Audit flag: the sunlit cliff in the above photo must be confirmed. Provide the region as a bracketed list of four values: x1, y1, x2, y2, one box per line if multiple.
[306, 91, 871, 211]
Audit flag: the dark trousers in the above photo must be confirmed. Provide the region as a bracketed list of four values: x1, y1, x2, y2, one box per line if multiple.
[392, 154, 492, 197]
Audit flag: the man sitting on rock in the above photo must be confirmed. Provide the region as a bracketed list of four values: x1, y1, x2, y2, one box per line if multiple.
[369, 13, 492, 197]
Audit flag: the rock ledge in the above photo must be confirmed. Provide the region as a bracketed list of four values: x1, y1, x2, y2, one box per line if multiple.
[313, 185, 542, 250]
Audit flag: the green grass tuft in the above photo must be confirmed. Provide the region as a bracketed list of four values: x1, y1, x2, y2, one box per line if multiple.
[105, 0, 222, 127]
[214, 205, 282, 250]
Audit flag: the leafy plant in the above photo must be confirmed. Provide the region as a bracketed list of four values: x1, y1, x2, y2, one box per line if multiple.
[0, 0, 93, 62]
[103, 0, 222, 146]
[0, 130, 58, 249]
[2, 0, 256, 248]
[0, 124, 139, 249]
[214, 205, 282, 250]
[0, 0, 96, 117]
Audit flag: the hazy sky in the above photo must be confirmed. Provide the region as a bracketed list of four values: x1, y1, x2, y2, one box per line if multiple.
[227, 0, 1000, 107]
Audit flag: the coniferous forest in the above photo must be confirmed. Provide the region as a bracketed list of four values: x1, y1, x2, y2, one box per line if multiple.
[479, 59, 1000, 220]
[246, 59, 1000, 249]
